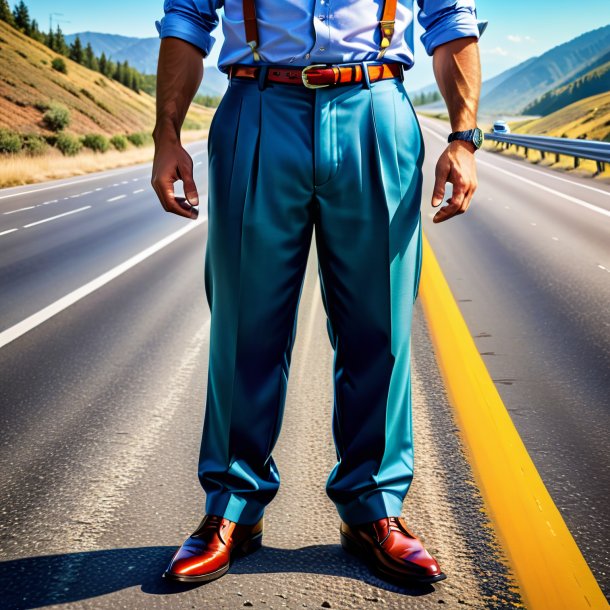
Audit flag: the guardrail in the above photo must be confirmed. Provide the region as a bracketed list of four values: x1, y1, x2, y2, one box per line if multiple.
[485, 132, 610, 174]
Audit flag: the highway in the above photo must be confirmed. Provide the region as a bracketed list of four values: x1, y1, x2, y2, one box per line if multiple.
[0, 114, 607, 607]
[420, 115, 610, 597]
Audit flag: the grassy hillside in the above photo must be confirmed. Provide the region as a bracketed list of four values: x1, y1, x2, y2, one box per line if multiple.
[524, 54, 610, 116]
[0, 20, 213, 138]
[480, 24, 610, 113]
[512, 91, 610, 142]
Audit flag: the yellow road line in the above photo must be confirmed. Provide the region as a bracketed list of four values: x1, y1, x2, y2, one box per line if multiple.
[419, 233, 608, 610]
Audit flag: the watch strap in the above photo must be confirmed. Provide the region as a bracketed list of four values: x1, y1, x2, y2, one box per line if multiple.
[448, 129, 476, 143]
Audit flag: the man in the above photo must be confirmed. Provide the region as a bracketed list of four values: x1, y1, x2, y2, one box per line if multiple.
[152, 0, 485, 586]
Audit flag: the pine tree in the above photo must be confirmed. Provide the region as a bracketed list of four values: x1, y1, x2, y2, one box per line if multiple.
[45, 27, 55, 51]
[29, 17, 44, 42]
[105, 59, 115, 79]
[12, 0, 31, 34]
[98, 52, 107, 76]
[69, 34, 84, 64]
[54, 25, 69, 56]
[84, 42, 98, 71]
[0, 0, 16, 25]
[113, 60, 123, 83]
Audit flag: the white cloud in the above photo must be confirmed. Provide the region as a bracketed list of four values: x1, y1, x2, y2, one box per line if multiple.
[507, 34, 533, 43]
[484, 46, 509, 56]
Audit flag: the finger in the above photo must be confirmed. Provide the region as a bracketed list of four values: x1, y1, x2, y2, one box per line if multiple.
[433, 201, 462, 223]
[431, 174, 446, 208]
[177, 159, 199, 207]
[460, 188, 475, 214]
[174, 195, 200, 219]
[156, 179, 196, 219]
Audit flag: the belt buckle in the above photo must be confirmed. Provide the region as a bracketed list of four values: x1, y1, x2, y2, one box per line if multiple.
[302, 64, 331, 89]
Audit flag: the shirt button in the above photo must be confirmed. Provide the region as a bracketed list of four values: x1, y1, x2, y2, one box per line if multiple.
[319, 47, 325, 52]
[319, 15, 325, 20]
[305, 53, 311, 59]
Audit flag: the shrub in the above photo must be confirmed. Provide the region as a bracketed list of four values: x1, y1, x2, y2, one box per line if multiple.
[51, 57, 67, 74]
[22, 133, 48, 156]
[79, 88, 95, 101]
[110, 134, 128, 151]
[0, 128, 22, 154]
[43, 103, 70, 131]
[127, 131, 152, 147]
[81, 133, 109, 153]
[55, 133, 82, 156]
[34, 101, 50, 112]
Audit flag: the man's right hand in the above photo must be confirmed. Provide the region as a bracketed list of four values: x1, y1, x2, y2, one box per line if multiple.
[150, 37, 205, 220]
[151, 137, 199, 220]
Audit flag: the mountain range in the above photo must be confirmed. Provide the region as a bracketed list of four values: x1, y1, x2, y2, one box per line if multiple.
[66, 24, 610, 113]
[64, 31, 228, 97]
[413, 24, 610, 116]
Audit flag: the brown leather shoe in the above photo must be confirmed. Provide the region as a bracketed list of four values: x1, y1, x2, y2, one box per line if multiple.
[340, 516, 446, 585]
[164, 514, 263, 583]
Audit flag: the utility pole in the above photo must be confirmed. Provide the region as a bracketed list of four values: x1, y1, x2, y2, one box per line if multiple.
[49, 12, 69, 31]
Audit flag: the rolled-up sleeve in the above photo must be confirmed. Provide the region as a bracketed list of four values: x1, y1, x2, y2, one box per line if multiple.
[417, 0, 487, 56]
[155, 0, 222, 57]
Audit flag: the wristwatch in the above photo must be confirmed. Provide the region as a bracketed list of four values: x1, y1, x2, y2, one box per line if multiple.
[448, 127, 484, 151]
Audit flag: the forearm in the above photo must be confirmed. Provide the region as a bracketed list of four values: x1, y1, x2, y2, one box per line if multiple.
[432, 37, 481, 131]
[153, 37, 204, 145]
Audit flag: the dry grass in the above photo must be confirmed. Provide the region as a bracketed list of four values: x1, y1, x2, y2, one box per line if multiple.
[0, 20, 214, 137]
[510, 91, 610, 142]
[0, 129, 208, 187]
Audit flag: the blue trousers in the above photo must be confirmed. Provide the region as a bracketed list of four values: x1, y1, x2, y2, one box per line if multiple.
[200, 65, 425, 526]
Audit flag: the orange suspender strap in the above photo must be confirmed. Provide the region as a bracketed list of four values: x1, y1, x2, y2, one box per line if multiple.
[242, 0, 260, 60]
[378, 0, 397, 58]
[241, 0, 397, 63]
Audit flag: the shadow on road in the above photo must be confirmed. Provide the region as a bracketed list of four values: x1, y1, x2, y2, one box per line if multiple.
[0, 544, 437, 608]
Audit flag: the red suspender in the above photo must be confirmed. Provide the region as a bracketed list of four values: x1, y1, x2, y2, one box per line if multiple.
[242, 0, 260, 60]
[241, 0, 398, 62]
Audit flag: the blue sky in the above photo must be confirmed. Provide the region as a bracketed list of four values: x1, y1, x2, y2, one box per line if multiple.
[24, 0, 610, 89]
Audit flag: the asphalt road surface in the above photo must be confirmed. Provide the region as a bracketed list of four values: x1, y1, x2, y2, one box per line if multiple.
[420, 115, 610, 598]
[0, 111, 607, 608]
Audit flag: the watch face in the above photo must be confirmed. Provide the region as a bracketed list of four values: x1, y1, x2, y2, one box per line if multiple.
[473, 127, 484, 149]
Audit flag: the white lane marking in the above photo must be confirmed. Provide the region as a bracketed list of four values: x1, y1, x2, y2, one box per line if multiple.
[195, 161, 203, 166]
[419, 118, 610, 197]
[0, 141, 208, 201]
[107, 194, 126, 202]
[0, 219, 205, 350]
[42, 199, 58, 205]
[22, 206, 91, 228]
[530, 222, 537, 226]
[422, 124, 610, 219]
[552, 236, 559, 241]
[133, 189, 145, 194]
[95, 187, 103, 191]
[132, 178, 139, 182]
[598, 264, 610, 272]
[0, 228, 18, 237]
[111, 183, 119, 187]
[80, 190, 93, 196]
[121, 180, 129, 184]
[3, 205, 35, 215]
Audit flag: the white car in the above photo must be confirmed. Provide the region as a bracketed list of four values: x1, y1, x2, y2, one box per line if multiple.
[492, 120, 511, 134]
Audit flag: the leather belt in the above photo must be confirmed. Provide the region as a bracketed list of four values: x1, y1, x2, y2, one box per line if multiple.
[229, 62, 404, 89]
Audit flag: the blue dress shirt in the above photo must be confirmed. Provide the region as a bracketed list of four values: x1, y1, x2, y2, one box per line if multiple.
[156, 0, 486, 74]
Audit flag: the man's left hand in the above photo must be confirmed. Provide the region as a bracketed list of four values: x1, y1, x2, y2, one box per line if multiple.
[431, 140, 478, 223]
